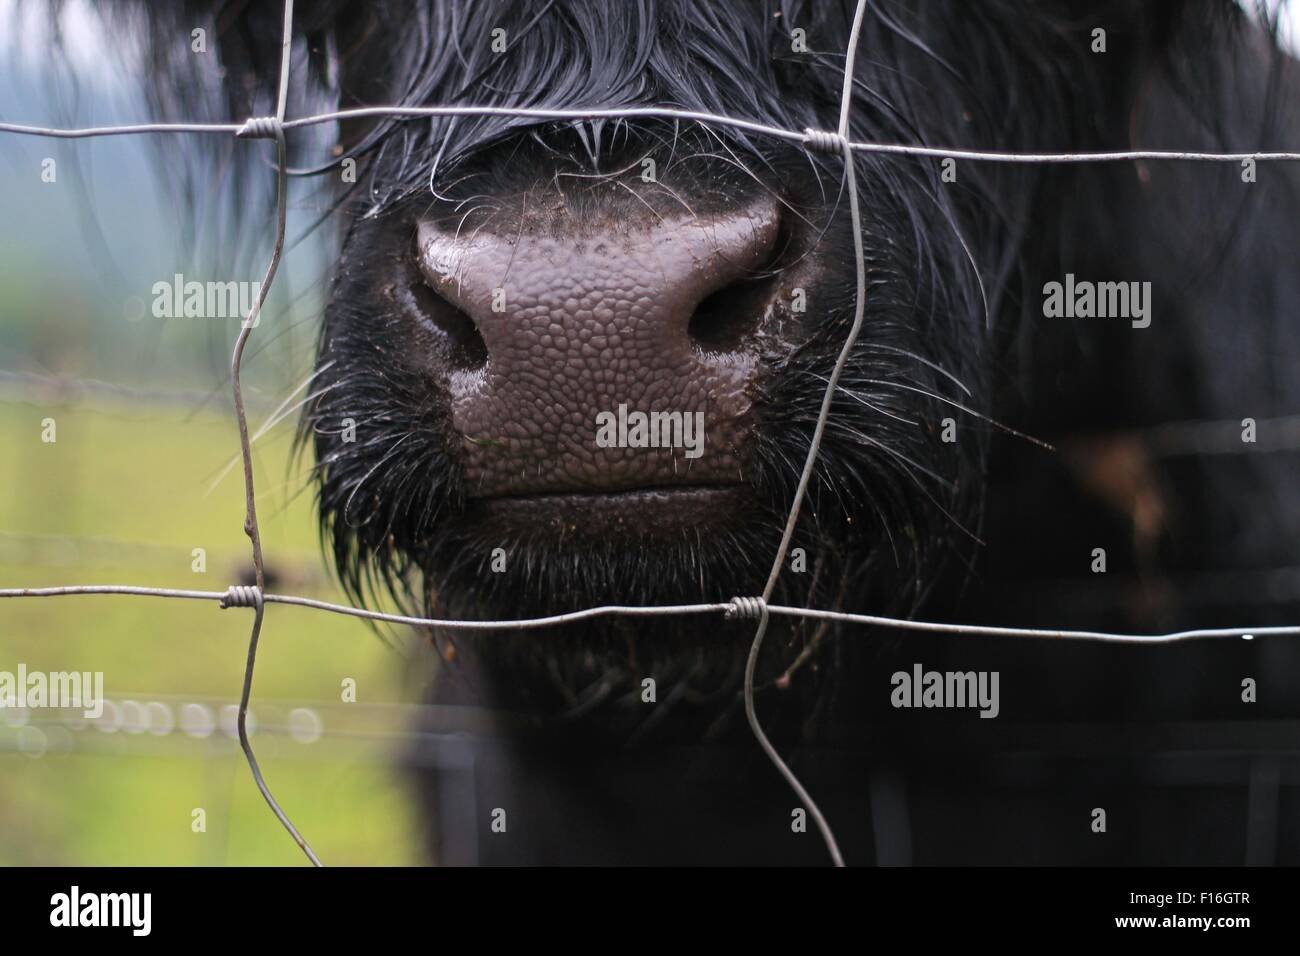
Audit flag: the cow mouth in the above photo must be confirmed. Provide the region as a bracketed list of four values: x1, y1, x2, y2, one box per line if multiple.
[475, 483, 744, 503]
[468, 484, 753, 535]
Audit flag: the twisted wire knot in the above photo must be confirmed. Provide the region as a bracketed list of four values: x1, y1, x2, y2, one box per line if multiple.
[220, 585, 264, 609]
[725, 596, 768, 620]
[803, 128, 848, 154]
[236, 116, 284, 139]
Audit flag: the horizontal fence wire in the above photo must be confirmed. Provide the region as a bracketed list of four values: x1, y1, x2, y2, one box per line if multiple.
[8, 584, 1300, 643]
[3, 0, 1300, 866]
[4, 109, 1300, 164]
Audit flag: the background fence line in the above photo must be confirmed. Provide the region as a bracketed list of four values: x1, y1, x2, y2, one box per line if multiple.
[3, 0, 1300, 867]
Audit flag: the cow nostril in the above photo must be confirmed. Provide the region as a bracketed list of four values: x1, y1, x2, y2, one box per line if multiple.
[687, 275, 776, 353]
[410, 280, 489, 371]
[686, 248, 785, 356]
[686, 224, 787, 354]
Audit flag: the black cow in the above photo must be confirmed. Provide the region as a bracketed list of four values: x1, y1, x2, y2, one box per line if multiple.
[84, 0, 1300, 864]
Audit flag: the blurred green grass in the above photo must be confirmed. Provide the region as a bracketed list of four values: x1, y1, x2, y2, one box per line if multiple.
[0, 398, 424, 865]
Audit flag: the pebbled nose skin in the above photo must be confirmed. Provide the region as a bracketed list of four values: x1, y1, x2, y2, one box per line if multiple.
[417, 196, 781, 498]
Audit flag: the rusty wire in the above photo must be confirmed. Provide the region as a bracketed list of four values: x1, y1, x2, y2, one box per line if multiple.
[2, 0, 1300, 868]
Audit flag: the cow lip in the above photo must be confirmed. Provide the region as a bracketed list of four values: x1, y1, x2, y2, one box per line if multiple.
[466, 484, 754, 534]
[469, 483, 744, 504]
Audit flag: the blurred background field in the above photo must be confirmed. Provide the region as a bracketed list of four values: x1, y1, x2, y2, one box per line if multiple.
[0, 399, 427, 865]
[0, 4, 438, 865]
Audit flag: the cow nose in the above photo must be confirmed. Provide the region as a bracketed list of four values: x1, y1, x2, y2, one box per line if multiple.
[414, 194, 784, 497]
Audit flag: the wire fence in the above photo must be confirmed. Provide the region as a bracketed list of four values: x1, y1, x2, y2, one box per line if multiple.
[3, 0, 1300, 867]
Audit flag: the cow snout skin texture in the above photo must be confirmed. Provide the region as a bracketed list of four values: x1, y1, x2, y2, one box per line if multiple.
[415, 194, 785, 499]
